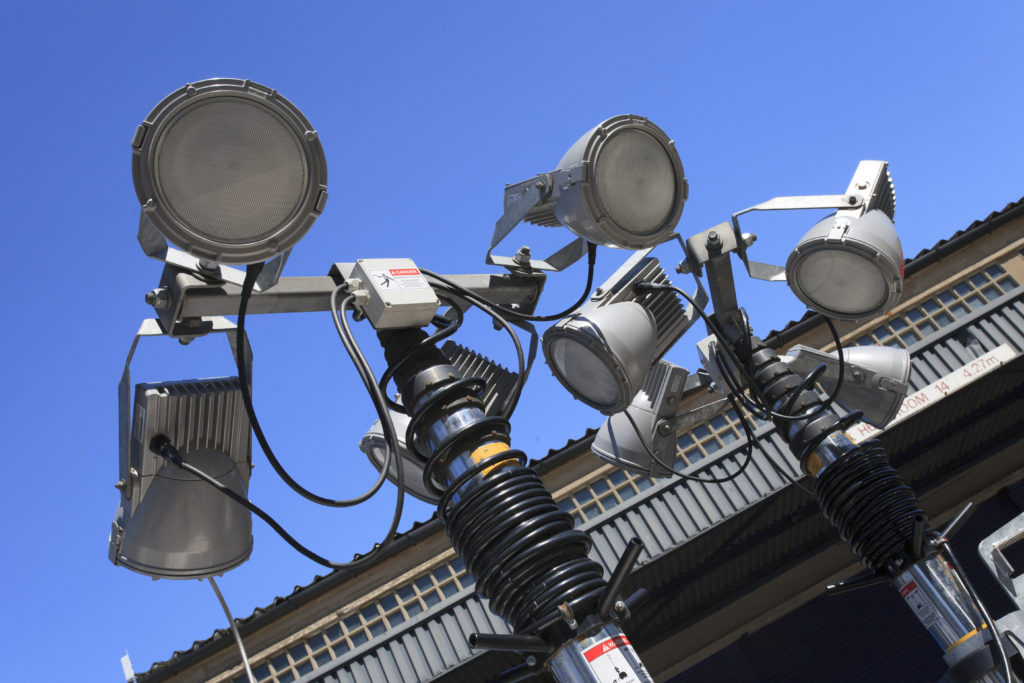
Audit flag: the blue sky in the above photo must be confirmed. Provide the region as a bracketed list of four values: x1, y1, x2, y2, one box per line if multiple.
[2, 2, 1022, 680]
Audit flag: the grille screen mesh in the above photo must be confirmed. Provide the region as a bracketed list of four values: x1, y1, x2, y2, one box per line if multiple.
[154, 98, 308, 243]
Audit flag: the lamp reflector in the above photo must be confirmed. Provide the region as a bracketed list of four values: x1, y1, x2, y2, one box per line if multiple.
[360, 411, 440, 504]
[114, 448, 252, 579]
[784, 344, 911, 428]
[591, 361, 687, 477]
[786, 209, 903, 320]
[524, 115, 687, 249]
[542, 301, 657, 414]
[132, 78, 328, 265]
[109, 377, 253, 579]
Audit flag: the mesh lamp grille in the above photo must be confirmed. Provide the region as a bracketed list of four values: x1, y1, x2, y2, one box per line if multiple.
[552, 115, 687, 250]
[132, 78, 327, 265]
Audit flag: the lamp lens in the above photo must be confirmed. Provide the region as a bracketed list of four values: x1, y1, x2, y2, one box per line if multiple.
[549, 336, 620, 406]
[794, 249, 887, 316]
[595, 129, 676, 238]
[154, 97, 308, 244]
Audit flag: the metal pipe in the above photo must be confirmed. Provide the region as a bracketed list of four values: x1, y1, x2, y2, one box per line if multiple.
[599, 538, 643, 620]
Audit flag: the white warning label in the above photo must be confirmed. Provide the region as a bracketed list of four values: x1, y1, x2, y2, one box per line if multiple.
[369, 268, 431, 290]
[899, 579, 941, 629]
[849, 344, 1016, 443]
[583, 635, 652, 682]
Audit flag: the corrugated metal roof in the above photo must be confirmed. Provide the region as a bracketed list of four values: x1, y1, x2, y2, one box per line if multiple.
[141, 196, 1024, 681]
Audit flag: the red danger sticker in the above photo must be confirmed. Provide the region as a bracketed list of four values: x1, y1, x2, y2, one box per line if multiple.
[900, 581, 917, 598]
[389, 268, 421, 276]
[584, 635, 630, 662]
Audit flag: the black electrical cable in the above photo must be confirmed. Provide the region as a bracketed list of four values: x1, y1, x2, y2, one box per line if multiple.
[420, 242, 598, 323]
[636, 282, 848, 423]
[422, 281, 529, 419]
[625, 396, 755, 484]
[149, 436, 387, 571]
[235, 264, 396, 508]
[378, 300, 465, 413]
[940, 541, 1013, 683]
[624, 391, 813, 495]
[328, 286, 409, 515]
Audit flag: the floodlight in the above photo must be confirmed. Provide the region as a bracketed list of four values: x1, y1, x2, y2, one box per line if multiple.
[360, 411, 439, 504]
[492, 116, 687, 268]
[132, 78, 328, 265]
[544, 302, 656, 414]
[542, 250, 700, 414]
[785, 161, 901, 320]
[786, 210, 903, 320]
[591, 361, 688, 476]
[109, 377, 253, 579]
[783, 344, 911, 428]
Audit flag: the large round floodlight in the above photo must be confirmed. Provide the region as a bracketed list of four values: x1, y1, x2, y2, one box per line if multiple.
[542, 301, 657, 414]
[131, 78, 328, 265]
[786, 209, 903, 320]
[554, 115, 687, 249]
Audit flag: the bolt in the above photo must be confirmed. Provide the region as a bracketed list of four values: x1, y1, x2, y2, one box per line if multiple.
[594, 287, 605, 297]
[513, 245, 532, 266]
[197, 259, 219, 274]
[706, 230, 721, 250]
[857, 181, 869, 190]
[614, 600, 626, 614]
[742, 233, 757, 248]
[657, 422, 672, 436]
[847, 195, 858, 206]
[145, 288, 171, 310]
[676, 260, 692, 274]
[114, 479, 126, 491]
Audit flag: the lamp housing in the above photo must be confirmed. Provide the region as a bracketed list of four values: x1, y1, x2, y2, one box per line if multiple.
[786, 209, 903, 320]
[786, 161, 901, 320]
[511, 115, 687, 250]
[132, 78, 328, 265]
[591, 360, 688, 476]
[542, 251, 698, 414]
[109, 377, 253, 579]
[783, 344, 911, 428]
[360, 411, 439, 503]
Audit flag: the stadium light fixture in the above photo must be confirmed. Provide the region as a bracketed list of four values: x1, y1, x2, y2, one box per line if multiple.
[542, 249, 703, 414]
[132, 78, 328, 267]
[360, 410, 439, 504]
[783, 343, 911, 428]
[783, 160, 901, 320]
[489, 115, 687, 270]
[109, 377, 253, 579]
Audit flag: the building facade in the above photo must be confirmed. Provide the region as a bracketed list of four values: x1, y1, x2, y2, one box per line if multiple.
[141, 198, 1024, 682]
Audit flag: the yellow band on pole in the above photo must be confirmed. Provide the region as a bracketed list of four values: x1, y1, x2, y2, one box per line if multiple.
[946, 623, 987, 653]
[471, 442, 515, 476]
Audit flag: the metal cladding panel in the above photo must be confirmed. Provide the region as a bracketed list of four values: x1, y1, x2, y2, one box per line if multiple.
[302, 291, 1024, 682]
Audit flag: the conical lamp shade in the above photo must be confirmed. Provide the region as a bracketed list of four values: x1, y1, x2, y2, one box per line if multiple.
[115, 448, 252, 579]
[821, 345, 911, 428]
